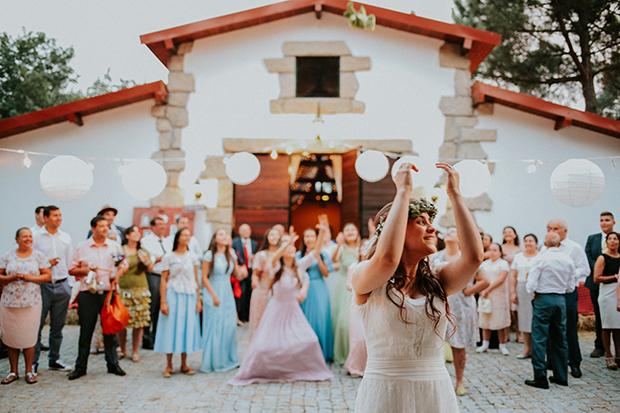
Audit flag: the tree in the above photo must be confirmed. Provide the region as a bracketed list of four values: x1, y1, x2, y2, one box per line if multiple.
[85, 68, 136, 97]
[0, 30, 82, 120]
[453, 0, 620, 119]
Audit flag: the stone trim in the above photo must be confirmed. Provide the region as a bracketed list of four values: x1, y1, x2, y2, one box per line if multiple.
[437, 41, 497, 227]
[150, 42, 195, 207]
[267, 41, 370, 114]
[200, 155, 234, 235]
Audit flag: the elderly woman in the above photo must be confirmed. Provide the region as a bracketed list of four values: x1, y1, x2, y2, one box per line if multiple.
[0, 228, 51, 384]
[118, 225, 154, 363]
[510, 234, 539, 359]
[593, 231, 620, 370]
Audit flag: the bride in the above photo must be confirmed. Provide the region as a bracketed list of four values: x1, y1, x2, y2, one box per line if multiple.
[351, 162, 483, 412]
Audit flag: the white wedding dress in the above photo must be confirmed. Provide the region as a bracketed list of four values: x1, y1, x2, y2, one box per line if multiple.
[354, 260, 459, 413]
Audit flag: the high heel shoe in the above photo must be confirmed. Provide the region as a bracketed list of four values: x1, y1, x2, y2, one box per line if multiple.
[605, 357, 618, 370]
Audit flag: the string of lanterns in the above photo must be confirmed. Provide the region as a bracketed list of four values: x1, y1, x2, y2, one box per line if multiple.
[1, 146, 618, 207]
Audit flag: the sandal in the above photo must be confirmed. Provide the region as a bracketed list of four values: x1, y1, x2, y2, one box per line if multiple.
[455, 386, 467, 396]
[181, 367, 195, 375]
[1, 372, 19, 385]
[132, 354, 141, 363]
[118, 353, 126, 360]
[26, 372, 37, 384]
[163, 369, 172, 378]
[605, 357, 618, 370]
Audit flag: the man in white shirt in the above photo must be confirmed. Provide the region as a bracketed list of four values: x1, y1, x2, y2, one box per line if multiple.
[545, 219, 590, 378]
[167, 216, 202, 261]
[140, 216, 171, 349]
[32, 205, 73, 374]
[525, 232, 576, 389]
[30, 205, 46, 237]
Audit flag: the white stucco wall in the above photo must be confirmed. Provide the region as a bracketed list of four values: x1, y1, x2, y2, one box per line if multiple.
[477, 105, 620, 247]
[181, 12, 455, 203]
[0, 101, 159, 253]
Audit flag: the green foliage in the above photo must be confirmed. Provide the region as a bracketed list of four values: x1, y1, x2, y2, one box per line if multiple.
[453, 0, 620, 118]
[0, 30, 82, 120]
[0, 30, 138, 120]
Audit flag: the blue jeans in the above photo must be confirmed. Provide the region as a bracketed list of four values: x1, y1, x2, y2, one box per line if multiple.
[532, 293, 568, 382]
[34, 279, 71, 367]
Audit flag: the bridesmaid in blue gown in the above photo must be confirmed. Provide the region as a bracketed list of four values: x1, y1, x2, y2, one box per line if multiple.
[200, 229, 241, 372]
[296, 226, 334, 362]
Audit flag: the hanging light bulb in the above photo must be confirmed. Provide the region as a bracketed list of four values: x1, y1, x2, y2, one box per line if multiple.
[285, 146, 293, 155]
[23, 152, 32, 168]
[270, 149, 278, 160]
[527, 162, 537, 174]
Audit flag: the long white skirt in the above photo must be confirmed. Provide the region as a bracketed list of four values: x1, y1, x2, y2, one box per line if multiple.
[355, 358, 459, 413]
[598, 283, 620, 329]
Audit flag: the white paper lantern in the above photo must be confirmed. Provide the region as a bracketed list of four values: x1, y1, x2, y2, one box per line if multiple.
[453, 160, 491, 198]
[121, 159, 167, 200]
[550, 159, 605, 207]
[355, 150, 389, 182]
[40, 155, 94, 202]
[226, 152, 261, 185]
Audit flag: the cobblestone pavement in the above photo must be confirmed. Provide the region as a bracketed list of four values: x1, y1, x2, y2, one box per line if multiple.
[1, 327, 619, 412]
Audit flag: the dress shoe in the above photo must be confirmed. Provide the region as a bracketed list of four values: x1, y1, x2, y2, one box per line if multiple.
[40, 344, 49, 351]
[107, 365, 126, 376]
[590, 347, 605, 358]
[570, 366, 582, 378]
[525, 377, 549, 389]
[49, 360, 73, 371]
[68, 370, 86, 380]
[549, 376, 568, 386]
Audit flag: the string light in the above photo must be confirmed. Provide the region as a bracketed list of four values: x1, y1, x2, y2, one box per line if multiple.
[22, 152, 32, 168]
[526, 161, 537, 174]
[270, 149, 278, 160]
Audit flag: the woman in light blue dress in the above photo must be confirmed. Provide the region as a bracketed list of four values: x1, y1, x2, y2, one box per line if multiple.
[154, 228, 202, 378]
[201, 229, 241, 372]
[296, 227, 334, 362]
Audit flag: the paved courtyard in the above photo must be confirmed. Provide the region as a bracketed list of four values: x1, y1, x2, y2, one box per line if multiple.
[1, 326, 619, 412]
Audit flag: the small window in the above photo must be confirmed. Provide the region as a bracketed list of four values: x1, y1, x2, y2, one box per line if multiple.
[296, 57, 339, 98]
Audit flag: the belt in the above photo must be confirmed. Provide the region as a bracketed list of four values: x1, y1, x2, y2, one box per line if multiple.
[149, 273, 161, 277]
[51, 278, 68, 285]
[364, 358, 449, 381]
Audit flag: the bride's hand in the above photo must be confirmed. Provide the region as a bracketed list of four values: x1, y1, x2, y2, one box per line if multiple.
[394, 162, 417, 193]
[435, 162, 460, 196]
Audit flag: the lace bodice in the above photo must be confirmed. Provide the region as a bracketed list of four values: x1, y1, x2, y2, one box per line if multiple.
[356, 260, 448, 361]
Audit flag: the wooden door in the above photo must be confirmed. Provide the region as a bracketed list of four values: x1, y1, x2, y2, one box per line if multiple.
[340, 150, 360, 231]
[233, 154, 290, 243]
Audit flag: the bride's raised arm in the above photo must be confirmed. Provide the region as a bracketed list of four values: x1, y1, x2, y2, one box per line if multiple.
[435, 162, 484, 295]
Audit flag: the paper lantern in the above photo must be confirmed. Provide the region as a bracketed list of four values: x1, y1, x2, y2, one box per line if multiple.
[121, 159, 167, 200]
[453, 160, 491, 198]
[390, 156, 442, 190]
[355, 150, 389, 182]
[550, 159, 605, 207]
[226, 152, 261, 185]
[40, 155, 94, 202]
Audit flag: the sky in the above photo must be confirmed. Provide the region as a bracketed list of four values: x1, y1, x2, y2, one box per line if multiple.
[1, 0, 455, 92]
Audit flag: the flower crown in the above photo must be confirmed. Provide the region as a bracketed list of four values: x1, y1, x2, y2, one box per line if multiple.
[375, 198, 437, 237]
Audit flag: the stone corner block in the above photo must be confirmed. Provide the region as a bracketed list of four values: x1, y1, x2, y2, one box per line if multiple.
[151, 104, 166, 118]
[475, 102, 495, 116]
[167, 92, 189, 108]
[159, 131, 171, 150]
[440, 96, 473, 116]
[351, 100, 365, 114]
[456, 142, 487, 160]
[165, 106, 189, 128]
[171, 129, 182, 150]
[150, 186, 185, 207]
[454, 69, 471, 97]
[264, 57, 295, 73]
[439, 42, 470, 70]
[201, 156, 228, 179]
[168, 72, 195, 93]
[176, 42, 193, 55]
[464, 193, 492, 211]
[153, 150, 185, 172]
[340, 56, 371, 72]
[340, 73, 359, 99]
[278, 73, 296, 99]
[156, 118, 171, 133]
[168, 55, 185, 72]
[438, 142, 457, 162]
[217, 179, 233, 207]
[461, 129, 497, 142]
[207, 207, 233, 225]
[270, 100, 284, 114]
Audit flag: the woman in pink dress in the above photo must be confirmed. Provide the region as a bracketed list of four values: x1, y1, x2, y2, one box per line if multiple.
[343, 240, 369, 377]
[229, 217, 334, 385]
[248, 227, 280, 341]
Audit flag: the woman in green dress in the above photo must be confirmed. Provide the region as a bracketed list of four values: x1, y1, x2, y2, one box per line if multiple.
[118, 225, 153, 363]
[331, 223, 360, 364]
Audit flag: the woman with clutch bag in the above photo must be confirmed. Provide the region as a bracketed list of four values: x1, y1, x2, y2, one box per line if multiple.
[0, 228, 51, 384]
[154, 228, 202, 377]
[118, 225, 154, 363]
[477, 243, 511, 355]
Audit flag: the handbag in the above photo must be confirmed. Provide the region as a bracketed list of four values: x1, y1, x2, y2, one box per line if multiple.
[101, 284, 130, 335]
[477, 297, 492, 314]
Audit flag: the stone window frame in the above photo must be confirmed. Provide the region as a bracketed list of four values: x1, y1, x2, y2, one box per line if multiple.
[265, 41, 370, 114]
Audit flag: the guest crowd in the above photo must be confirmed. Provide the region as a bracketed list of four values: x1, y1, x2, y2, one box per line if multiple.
[1, 202, 618, 396]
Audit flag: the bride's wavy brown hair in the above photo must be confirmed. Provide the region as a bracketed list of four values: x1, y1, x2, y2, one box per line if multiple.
[365, 201, 454, 336]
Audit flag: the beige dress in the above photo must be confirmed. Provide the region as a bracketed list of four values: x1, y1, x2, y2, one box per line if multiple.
[249, 251, 273, 341]
[478, 258, 511, 330]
